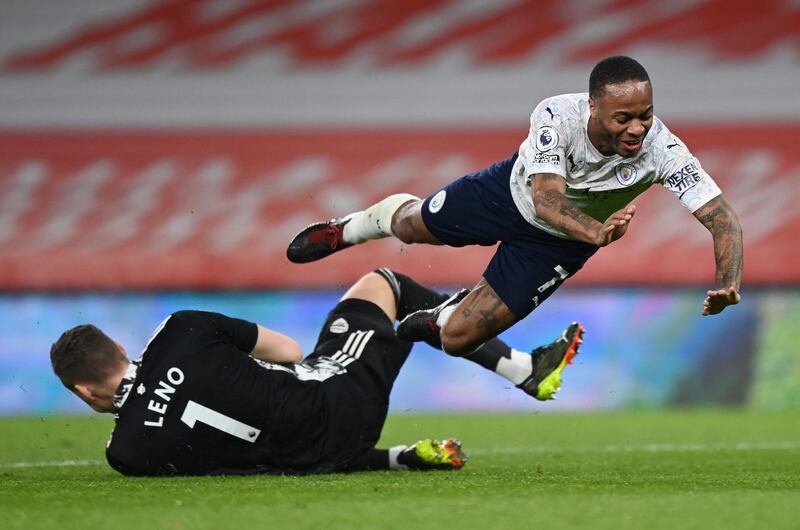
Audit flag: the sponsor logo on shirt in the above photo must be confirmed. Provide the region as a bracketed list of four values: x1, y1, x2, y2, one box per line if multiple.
[666, 162, 703, 193]
[536, 126, 559, 152]
[329, 318, 349, 334]
[533, 152, 560, 165]
[429, 190, 446, 213]
[666, 136, 682, 150]
[614, 163, 638, 186]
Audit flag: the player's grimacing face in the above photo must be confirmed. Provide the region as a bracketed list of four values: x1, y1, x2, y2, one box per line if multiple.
[589, 80, 653, 158]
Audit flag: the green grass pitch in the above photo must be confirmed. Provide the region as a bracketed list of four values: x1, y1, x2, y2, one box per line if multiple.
[1, 410, 798, 530]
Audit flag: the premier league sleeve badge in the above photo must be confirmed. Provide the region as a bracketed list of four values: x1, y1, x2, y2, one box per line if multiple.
[535, 126, 559, 152]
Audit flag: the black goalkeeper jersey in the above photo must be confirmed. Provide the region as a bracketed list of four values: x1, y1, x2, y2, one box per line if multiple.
[105, 310, 367, 476]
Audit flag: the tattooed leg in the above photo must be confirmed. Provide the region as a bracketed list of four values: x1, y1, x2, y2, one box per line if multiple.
[440, 279, 519, 356]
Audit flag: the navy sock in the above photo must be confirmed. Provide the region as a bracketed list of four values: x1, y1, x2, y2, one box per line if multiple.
[465, 338, 512, 371]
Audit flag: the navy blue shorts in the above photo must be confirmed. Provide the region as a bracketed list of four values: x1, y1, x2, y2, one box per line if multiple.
[420, 153, 598, 318]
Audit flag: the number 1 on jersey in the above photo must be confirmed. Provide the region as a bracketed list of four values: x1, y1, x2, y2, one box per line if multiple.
[180, 400, 261, 443]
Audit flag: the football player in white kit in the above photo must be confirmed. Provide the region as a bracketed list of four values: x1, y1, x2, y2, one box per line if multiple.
[287, 56, 743, 394]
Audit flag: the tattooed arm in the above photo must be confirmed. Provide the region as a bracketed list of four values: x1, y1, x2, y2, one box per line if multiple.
[531, 173, 636, 246]
[693, 195, 743, 315]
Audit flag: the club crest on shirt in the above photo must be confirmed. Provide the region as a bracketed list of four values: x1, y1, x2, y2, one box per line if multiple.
[536, 126, 559, 152]
[329, 318, 349, 334]
[614, 163, 638, 186]
[428, 190, 447, 213]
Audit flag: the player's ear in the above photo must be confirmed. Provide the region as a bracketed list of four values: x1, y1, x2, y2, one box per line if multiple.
[73, 383, 95, 402]
[588, 96, 596, 118]
[114, 341, 127, 355]
[73, 383, 109, 412]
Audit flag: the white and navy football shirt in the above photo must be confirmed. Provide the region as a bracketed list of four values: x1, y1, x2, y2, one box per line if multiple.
[509, 93, 722, 239]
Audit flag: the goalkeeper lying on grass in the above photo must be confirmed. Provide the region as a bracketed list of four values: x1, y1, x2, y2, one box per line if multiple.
[50, 269, 581, 476]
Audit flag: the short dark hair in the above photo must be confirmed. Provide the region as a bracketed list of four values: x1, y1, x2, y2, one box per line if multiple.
[589, 56, 650, 98]
[50, 324, 126, 388]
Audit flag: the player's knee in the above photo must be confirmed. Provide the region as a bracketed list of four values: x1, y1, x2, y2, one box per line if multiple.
[390, 200, 424, 244]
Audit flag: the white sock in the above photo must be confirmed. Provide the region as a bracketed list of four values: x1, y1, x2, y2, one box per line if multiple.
[388, 445, 408, 470]
[495, 348, 533, 385]
[436, 304, 456, 329]
[342, 193, 419, 244]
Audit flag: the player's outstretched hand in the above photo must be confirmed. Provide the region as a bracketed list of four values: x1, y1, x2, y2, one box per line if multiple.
[702, 286, 740, 315]
[596, 204, 636, 247]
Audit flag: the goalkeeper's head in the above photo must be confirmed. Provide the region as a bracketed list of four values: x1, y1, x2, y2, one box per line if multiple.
[50, 324, 129, 413]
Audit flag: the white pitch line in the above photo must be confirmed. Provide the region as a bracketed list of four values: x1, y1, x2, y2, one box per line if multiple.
[2, 442, 797, 469]
[0, 459, 104, 469]
[469, 441, 800, 456]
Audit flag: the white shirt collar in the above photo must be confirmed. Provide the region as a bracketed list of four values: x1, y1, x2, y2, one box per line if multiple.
[112, 358, 142, 411]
